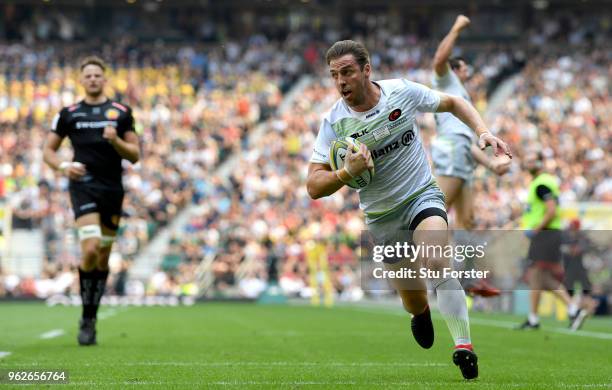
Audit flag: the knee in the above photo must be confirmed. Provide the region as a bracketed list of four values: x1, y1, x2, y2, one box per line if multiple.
[82, 240, 100, 263]
[401, 292, 428, 315]
[427, 256, 449, 272]
[97, 247, 111, 268]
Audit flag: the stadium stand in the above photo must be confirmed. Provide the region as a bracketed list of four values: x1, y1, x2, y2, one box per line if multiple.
[0, 4, 610, 313]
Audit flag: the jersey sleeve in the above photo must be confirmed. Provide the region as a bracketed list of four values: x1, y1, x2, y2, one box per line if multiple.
[50, 110, 69, 138]
[402, 79, 441, 113]
[432, 67, 459, 91]
[118, 107, 136, 138]
[310, 119, 336, 164]
[535, 184, 555, 201]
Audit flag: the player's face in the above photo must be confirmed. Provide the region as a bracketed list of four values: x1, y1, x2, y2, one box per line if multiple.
[329, 54, 370, 107]
[453, 60, 470, 82]
[80, 64, 106, 98]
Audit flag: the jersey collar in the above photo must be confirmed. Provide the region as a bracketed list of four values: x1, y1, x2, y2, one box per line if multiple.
[344, 81, 387, 121]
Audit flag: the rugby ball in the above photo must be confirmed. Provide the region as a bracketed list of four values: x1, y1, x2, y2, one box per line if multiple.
[329, 137, 375, 189]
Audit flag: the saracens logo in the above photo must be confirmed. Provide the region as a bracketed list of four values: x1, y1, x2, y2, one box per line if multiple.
[105, 108, 120, 120]
[388, 108, 402, 121]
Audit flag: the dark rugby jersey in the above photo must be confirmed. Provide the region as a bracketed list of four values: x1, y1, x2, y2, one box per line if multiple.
[51, 99, 135, 188]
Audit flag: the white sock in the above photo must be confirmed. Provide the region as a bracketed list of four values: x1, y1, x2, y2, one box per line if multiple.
[568, 304, 578, 317]
[528, 312, 539, 325]
[434, 278, 471, 347]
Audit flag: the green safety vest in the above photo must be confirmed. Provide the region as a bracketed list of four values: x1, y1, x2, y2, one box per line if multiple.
[521, 173, 562, 230]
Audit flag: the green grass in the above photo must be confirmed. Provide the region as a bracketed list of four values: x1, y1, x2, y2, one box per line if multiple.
[0, 302, 611, 389]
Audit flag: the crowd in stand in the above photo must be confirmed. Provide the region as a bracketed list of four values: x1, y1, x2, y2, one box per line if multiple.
[0, 37, 288, 297]
[160, 16, 610, 302]
[1, 8, 610, 306]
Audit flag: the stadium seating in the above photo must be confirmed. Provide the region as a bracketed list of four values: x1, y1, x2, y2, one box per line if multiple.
[0, 6, 609, 306]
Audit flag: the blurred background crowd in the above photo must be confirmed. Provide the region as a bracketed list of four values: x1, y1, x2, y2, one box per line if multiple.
[0, 1, 610, 311]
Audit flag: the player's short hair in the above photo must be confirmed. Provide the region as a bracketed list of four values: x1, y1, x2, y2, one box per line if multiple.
[449, 56, 467, 70]
[79, 56, 106, 72]
[326, 40, 370, 70]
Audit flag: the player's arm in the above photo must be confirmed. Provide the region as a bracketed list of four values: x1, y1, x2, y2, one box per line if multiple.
[103, 128, 140, 164]
[470, 144, 510, 175]
[433, 15, 470, 77]
[306, 144, 371, 200]
[436, 93, 512, 158]
[42, 132, 65, 172]
[43, 112, 86, 179]
[43, 132, 87, 179]
[306, 163, 349, 199]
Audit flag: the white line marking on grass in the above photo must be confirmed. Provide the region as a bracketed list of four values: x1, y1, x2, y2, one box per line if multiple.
[63, 381, 612, 387]
[39, 329, 66, 339]
[468, 317, 612, 340]
[343, 306, 612, 341]
[0, 351, 11, 359]
[80, 361, 448, 367]
[34, 308, 123, 345]
[97, 308, 119, 320]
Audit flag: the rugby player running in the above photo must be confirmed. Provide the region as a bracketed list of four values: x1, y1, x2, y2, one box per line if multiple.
[307, 40, 511, 379]
[43, 56, 140, 346]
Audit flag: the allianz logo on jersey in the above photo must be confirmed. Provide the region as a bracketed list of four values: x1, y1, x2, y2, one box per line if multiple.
[370, 129, 416, 160]
[75, 120, 118, 129]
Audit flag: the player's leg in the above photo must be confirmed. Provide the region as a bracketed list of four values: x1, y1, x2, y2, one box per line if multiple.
[551, 287, 573, 307]
[375, 204, 433, 349]
[385, 258, 432, 349]
[549, 286, 585, 330]
[89, 222, 117, 313]
[397, 290, 428, 314]
[431, 136, 464, 210]
[569, 276, 596, 330]
[400, 289, 435, 349]
[75, 212, 103, 346]
[453, 181, 474, 230]
[98, 224, 117, 270]
[90, 192, 125, 318]
[77, 213, 102, 271]
[529, 289, 542, 328]
[436, 176, 463, 210]
[414, 215, 477, 379]
[517, 265, 543, 329]
[414, 216, 471, 348]
[454, 185, 500, 297]
[579, 276, 598, 315]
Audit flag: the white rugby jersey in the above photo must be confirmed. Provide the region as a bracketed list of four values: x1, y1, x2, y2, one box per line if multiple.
[311, 79, 440, 221]
[432, 69, 475, 140]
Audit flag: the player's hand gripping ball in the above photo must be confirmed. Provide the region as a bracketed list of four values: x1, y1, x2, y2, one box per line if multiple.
[329, 137, 375, 189]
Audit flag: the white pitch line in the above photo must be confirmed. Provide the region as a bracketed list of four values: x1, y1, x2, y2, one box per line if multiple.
[62, 381, 612, 387]
[39, 329, 66, 340]
[97, 308, 119, 320]
[343, 306, 612, 340]
[81, 361, 447, 367]
[35, 308, 122, 344]
[0, 351, 12, 359]
[468, 317, 612, 340]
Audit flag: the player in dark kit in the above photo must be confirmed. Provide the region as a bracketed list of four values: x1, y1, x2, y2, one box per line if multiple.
[43, 56, 140, 346]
